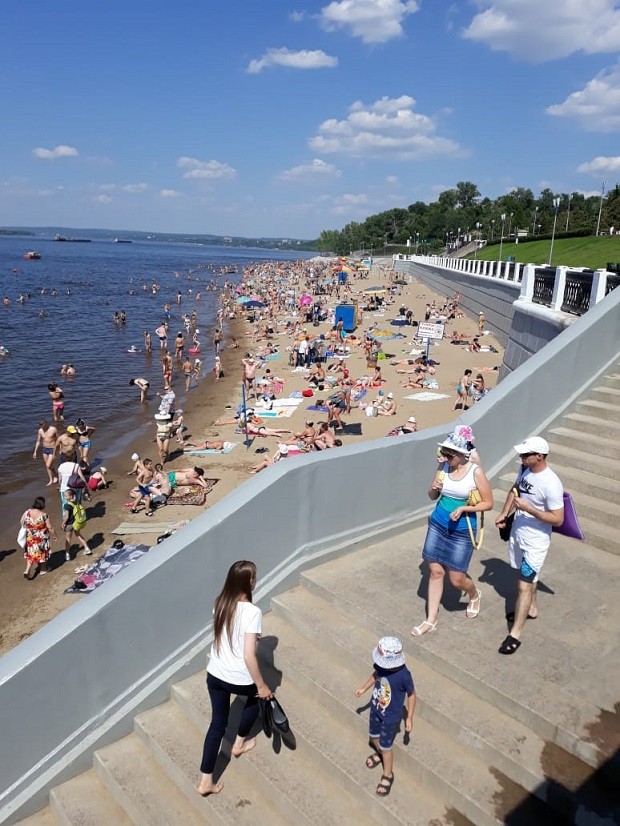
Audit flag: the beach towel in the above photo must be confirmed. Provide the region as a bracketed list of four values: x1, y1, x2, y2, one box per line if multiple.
[307, 404, 329, 413]
[263, 353, 282, 361]
[351, 388, 368, 402]
[112, 520, 188, 535]
[270, 398, 303, 408]
[184, 442, 239, 456]
[405, 392, 450, 401]
[289, 390, 303, 398]
[65, 542, 152, 594]
[333, 422, 363, 435]
[167, 480, 219, 506]
[253, 409, 294, 418]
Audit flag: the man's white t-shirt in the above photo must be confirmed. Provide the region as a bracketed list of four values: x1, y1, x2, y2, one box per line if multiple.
[513, 466, 564, 551]
[208, 601, 262, 685]
[58, 461, 80, 493]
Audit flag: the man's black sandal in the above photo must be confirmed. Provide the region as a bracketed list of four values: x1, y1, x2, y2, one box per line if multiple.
[499, 635, 521, 655]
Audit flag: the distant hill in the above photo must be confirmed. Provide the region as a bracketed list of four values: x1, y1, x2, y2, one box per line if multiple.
[469, 235, 620, 270]
[0, 226, 318, 252]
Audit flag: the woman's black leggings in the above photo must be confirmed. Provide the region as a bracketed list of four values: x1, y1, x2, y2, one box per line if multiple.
[200, 672, 259, 774]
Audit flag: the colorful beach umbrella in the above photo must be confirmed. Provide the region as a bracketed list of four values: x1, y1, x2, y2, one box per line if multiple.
[244, 300, 265, 309]
[362, 286, 387, 294]
[236, 296, 252, 304]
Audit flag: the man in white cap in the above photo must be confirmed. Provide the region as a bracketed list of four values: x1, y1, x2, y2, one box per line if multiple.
[495, 436, 564, 655]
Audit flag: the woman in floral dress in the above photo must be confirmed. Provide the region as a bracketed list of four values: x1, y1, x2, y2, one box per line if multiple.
[20, 496, 57, 579]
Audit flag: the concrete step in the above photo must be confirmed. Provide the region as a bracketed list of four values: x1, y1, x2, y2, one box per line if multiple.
[49, 768, 133, 826]
[575, 398, 619, 422]
[560, 411, 620, 439]
[94, 733, 205, 824]
[296, 531, 618, 771]
[135, 701, 285, 825]
[548, 425, 620, 461]
[497, 465, 620, 507]
[264, 608, 574, 824]
[171, 672, 379, 826]
[548, 442, 620, 482]
[600, 372, 620, 390]
[566, 513, 619, 555]
[13, 809, 58, 825]
[589, 385, 620, 405]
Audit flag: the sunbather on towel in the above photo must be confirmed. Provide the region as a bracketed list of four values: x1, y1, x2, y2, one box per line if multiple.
[185, 439, 226, 451]
[167, 467, 210, 489]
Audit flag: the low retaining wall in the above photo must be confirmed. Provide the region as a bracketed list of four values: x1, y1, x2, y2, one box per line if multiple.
[1, 286, 619, 824]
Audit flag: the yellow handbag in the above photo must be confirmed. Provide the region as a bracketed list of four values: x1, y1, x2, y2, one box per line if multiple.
[466, 488, 484, 550]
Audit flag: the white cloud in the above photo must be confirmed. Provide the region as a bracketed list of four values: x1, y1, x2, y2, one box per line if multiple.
[289, 11, 305, 22]
[278, 158, 342, 182]
[32, 145, 78, 160]
[320, 0, 419, 44]
[247, 48, 338, 74]
[309, 95, 463, 159]
[463, 1, 620, 61]
[160, 189, 181, 198]
[575, 189, 603, 197]
[177, 157, 237, 180]
[122, 183, 148, 193]
[93, 194, 112, 204]
[546, 63, 620, 131]
[386, 175, 400, 185]
[577, 156, 620, 174]
[98, 184, 117, 192]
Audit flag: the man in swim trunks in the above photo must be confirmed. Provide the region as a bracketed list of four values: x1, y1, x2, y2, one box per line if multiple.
[242, 354, 257, 398]
[167, 466, 209, 489]
[129, 458, 155, 515]
[33, 419, 59, 485]
[55, 425, 79, 462]
[48, 383, 65, 422]
[155, 322, 168, 350]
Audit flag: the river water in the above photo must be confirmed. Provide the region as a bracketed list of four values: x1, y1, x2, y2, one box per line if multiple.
[0, 233, 311, 492]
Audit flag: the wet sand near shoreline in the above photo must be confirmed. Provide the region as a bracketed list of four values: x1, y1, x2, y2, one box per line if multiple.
[0, 263, 504, 656]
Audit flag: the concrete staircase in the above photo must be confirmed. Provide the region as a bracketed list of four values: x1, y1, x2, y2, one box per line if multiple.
[18, 369, 620, 825]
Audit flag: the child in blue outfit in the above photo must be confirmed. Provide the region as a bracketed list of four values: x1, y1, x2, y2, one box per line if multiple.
[354, 636, 416, 797]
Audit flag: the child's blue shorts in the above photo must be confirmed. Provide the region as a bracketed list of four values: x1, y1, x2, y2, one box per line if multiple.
[369, 708, 399, 751]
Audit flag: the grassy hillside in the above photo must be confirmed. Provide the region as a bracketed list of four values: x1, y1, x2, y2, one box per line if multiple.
[468, 236, 620, 270]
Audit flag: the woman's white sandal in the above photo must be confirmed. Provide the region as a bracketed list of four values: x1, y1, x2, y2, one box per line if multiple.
[466, 589, 481, 619]
[411, 620, 437, 637]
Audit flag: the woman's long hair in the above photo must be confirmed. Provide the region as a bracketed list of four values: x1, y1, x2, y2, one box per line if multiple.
[213, 560, 256, 653]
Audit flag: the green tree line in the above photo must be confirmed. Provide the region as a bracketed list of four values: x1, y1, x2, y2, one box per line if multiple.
[315, 182, 620, 255]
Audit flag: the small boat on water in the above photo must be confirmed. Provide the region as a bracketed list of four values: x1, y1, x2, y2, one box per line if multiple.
[53, 234, 91, 242]
[24, 251, 42, 260]
[114, 238, 132, 243]
[222, 265, 237, 274]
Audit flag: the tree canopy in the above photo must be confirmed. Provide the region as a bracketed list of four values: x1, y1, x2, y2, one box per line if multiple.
[315, 181, 618, 255]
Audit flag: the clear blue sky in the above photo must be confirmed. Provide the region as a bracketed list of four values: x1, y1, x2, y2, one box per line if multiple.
[2, 1, 619, 239]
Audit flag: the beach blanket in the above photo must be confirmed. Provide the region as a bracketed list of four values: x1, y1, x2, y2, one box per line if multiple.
[289, 390, 303, 398]
[270, 398, 303, 408]
[111, 520, 189, 535]
[262, 353, 282, 361]
[307, 404, 329, 413]
[184, 442, 239, 456]
[254, 408, 296, 418]
[333, 422, 363, 435]
[166, 480, 219, 506]
[65, 543, 152, 594]
[351, 388, 368, 402]
[405, 392, 450, 401]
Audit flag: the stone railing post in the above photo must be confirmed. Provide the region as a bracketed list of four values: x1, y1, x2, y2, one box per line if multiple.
[519, 264, 537, 301]
[550, 266, 568, 311]
[590, 269, 609, 306]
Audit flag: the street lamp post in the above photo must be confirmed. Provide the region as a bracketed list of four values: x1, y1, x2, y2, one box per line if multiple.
[532, 207, 538, 235]
[491, 219, 495, 241]
[565, 195, 571, 233]
[507, 212, 513, 241]
[498, 213, 506, 261]
[474, 222, 481, 259]
[548, 197, 561, 265]
[415, 232, 420, 254]
[595, 181, 607, 236]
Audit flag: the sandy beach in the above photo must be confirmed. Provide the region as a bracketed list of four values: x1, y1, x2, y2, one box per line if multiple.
[0, 259, 503, 655]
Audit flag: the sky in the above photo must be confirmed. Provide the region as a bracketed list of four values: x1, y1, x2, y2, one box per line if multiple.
[2, 0, 619, 239]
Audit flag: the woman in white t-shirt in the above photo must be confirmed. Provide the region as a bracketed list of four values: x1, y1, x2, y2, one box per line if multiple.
[197, 560, 273, 797]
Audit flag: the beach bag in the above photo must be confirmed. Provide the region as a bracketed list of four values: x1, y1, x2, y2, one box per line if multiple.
[260, 696, 290, 737]
[68, 464, 85, 489]
[17, 518, 27, 549]
[553, 492, 585, 540]
[498, 511, 515, 541]
[465, 488, 484, 550]
[70, 501, 87, 529]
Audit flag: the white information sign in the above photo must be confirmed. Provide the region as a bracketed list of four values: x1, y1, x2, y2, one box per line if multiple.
[417, 322, 445, 341]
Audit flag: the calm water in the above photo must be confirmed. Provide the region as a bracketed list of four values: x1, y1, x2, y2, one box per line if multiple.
[0, 234, 310, 491]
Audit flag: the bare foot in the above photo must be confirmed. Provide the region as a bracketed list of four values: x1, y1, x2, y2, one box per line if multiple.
[231, 737, 256, 758]
[196, 782, 223, 797]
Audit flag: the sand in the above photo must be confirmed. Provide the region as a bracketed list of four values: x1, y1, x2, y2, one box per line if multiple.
[0, 261, 503, 655]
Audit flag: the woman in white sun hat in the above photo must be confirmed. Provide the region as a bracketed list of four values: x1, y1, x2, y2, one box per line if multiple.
[412, 425, 493, 637]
